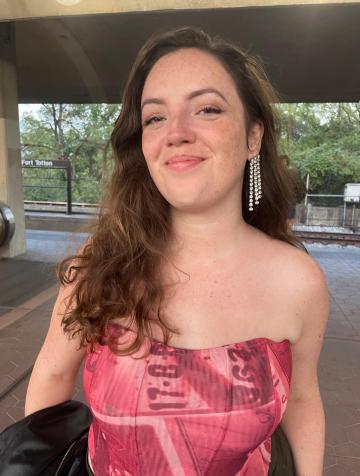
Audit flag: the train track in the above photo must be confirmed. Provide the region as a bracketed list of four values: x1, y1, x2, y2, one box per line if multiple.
[24, 200, 98, 215]
[294, 231, 360, 246]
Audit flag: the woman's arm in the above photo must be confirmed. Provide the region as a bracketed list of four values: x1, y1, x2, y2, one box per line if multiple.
[25, 253, 88, 416]
[281, 256, 329, 476]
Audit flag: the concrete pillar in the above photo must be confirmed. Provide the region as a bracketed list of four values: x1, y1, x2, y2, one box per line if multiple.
[0, 22, 26, 258]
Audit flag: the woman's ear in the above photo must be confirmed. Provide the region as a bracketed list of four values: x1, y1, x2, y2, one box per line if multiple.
[247, 120, 264, 159]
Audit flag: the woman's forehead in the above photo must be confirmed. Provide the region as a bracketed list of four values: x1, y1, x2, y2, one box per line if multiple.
[142, 48, 240, 102]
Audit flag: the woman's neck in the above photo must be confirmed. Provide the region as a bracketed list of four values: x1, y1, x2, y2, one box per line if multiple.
[167, 207, 252, 265]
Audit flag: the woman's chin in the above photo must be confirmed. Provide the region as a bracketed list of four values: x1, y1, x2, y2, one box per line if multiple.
[168, 200, 211, 215]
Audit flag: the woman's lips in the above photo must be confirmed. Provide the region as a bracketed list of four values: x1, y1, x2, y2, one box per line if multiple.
[165, 156, 206, 171]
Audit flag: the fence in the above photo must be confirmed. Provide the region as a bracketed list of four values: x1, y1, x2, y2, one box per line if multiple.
[22, 160, 73, 214]
[296, 194, 359, 230]
[22, 166, 101, 214]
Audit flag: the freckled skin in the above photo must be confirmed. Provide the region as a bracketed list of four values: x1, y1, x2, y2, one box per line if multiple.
[141, 48, 261, 216]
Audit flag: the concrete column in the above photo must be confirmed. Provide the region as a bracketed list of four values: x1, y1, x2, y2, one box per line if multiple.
[0, 22, 26, 258]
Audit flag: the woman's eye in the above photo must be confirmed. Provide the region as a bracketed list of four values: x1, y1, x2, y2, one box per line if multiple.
[198, 106, 222, 115]
[143, 115, 164, 127]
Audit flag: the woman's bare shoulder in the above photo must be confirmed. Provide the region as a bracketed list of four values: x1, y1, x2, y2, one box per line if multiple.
[248, 225, 326, 284]
[268, 236, 325, 283]
[249, 230, 328, 342]
[266, 236, 329, 340]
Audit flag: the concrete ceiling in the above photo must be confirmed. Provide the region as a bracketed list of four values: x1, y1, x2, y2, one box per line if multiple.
[1, 0, 359, 20]
[12, 2, 360, 103]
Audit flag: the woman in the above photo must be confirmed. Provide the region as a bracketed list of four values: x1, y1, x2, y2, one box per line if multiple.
[25, 27, 329, 475]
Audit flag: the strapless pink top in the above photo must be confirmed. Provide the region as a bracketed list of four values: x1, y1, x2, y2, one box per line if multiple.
[83, 325, 292, 476]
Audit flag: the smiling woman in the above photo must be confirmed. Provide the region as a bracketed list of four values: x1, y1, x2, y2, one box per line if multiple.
[140, 48, 262, 214]
[24, 26, 329, 476]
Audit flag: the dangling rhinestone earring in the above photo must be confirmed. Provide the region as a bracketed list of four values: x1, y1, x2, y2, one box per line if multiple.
[248, 153, 262, 212]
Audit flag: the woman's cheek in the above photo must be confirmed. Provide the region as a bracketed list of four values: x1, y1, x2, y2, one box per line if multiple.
[142, 139, 155, 165]
[142, 133, 163, 165]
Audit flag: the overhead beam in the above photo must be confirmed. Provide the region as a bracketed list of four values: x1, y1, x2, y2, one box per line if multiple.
[1, 0, 360, 22]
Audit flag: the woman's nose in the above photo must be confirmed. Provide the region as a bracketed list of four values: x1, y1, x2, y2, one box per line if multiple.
[166, 115, 196, 146]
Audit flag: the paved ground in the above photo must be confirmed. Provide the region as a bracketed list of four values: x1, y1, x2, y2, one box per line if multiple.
[0, 230, 360, 474]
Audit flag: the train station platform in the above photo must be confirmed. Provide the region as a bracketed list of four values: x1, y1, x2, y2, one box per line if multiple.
[0, 230, 359, 475]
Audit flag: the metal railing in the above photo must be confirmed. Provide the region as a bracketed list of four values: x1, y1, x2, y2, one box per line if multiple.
[22, 161, 73, 213]
[299, 194, 359, 230]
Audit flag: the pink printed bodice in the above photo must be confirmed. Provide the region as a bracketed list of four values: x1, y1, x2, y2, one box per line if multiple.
[83, 325, 291, 476]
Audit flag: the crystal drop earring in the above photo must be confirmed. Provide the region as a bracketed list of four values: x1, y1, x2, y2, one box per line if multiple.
[248, 153, 262, 212]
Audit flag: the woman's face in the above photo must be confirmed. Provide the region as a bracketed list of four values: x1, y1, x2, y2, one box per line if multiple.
[141, 48, 262, 214]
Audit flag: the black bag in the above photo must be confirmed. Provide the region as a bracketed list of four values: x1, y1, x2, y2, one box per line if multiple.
[268, 425, 296, 475]
[0, 400, 92, 476]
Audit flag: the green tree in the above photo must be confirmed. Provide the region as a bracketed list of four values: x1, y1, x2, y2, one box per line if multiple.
[20, 104, 119, 203]
[277, 103, 360, 195]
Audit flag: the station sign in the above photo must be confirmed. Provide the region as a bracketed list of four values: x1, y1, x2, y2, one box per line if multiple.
[21, 159, 70, 168]
[344, 183, 360, 203]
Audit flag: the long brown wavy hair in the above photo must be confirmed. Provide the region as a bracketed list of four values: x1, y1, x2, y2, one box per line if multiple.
[57, 26, 306, 356]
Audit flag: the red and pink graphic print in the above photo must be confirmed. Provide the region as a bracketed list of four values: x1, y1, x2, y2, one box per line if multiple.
[83, 325, 291, 476]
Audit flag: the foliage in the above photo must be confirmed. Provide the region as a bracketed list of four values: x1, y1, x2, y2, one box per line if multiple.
[276, 103, 360, 194]
[20, 102, 360, 204]
[20, 104, 119, 203]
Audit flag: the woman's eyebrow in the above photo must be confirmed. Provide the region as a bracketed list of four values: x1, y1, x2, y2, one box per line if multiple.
[141, 88, 228, 111]
[188, 88, 228, 103]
